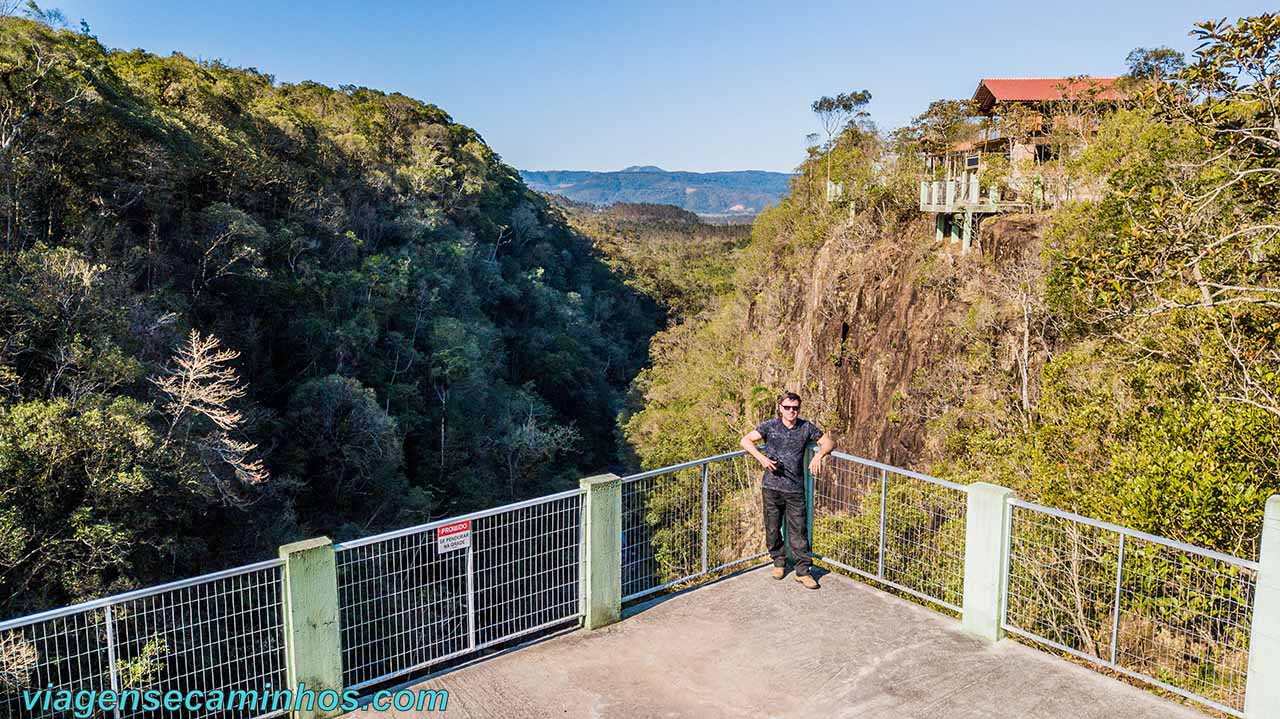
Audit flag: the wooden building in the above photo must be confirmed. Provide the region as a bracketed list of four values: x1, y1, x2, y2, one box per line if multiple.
[920, 77, 1120, 254]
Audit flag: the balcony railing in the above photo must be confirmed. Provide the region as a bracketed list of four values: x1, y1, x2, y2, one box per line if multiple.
[919, 178, 1028, 213]
[0, 450, 1274, 718]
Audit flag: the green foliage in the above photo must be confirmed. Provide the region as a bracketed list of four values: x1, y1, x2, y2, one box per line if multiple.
[0, 15, 662, 613]
[624, 98, 919, 472]
[906, 14, 1280, 562]
[892, 99, 979, 156]
[1124, 46, 1186, 80]
[280, 375, 421, 536]
[558, 200, 751, 323]
[811, 91, 872, 142]
[0, 395, 204, 612]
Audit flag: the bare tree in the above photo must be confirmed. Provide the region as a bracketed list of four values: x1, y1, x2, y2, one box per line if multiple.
[0, 631, 37, 691]
[152, 330, 269, 502]
[153, 330, 247, 438]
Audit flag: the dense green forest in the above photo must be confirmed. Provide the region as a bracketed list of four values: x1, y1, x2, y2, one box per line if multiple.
[626, 15, 1280, 559]
[0, 14, 667, 615]
[549, 199, 751, 324]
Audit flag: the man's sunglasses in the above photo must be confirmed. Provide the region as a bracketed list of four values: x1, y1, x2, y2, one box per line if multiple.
[780, 404, 800, 411]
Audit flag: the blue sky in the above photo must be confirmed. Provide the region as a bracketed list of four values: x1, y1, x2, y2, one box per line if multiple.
[48, 1, 1275, 173]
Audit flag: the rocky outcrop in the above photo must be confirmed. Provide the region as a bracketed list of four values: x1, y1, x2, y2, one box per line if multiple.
[744, 213, 1050, 465]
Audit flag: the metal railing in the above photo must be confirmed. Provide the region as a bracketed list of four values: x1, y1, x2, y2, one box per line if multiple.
[334, 488, 583, 691]
[0, 447, 1266, 719]
[620, 450, 768, 601]
[812, 452, 967, 612]
[1004, 499, 1257, 717]
[0, 562, 286, 719]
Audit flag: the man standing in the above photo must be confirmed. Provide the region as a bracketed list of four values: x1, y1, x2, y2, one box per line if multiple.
[740, 392, 835, 589]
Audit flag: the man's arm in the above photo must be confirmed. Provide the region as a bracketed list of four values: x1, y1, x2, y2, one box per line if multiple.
[741, 429, 776, 471]
[808, 433, 836, 476]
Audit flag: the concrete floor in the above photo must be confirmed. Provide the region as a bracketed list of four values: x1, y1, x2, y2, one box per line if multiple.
[355, 567, 1208, 719]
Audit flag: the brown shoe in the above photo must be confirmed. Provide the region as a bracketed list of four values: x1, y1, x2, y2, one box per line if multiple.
[795, 574, 819, 590]
[771, 566, 785, 580]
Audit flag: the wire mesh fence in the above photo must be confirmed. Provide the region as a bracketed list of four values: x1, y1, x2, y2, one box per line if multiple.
[471, 492, 582, 646]
[0, 562, 287, 719]
[335, 489, 583, 691]
[0, 449, 1270, 718]
[1004, 500, 1257, 717]
[812, 452, 967, 611]
[621, 451, 767, 600]
[336, 526, 469, 690]
[705, 454, 768, 576]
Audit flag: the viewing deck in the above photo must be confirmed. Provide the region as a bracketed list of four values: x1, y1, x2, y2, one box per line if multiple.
[364, 567, 1203, 718]
[919, 179, 1029, 214]
[3, 450, 1270, 719]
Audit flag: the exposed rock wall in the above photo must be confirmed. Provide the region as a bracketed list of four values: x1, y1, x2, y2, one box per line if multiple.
[742, 213, 1050, 466]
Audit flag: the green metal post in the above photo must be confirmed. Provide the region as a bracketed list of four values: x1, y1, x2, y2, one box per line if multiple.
[580, 473, 621, 630]
[279, 537, 343, 719]
[804, 444, 815, 548]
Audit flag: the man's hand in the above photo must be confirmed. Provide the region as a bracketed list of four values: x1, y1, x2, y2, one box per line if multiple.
[808, 455, 823, 477]
[758, 455, 778, 472]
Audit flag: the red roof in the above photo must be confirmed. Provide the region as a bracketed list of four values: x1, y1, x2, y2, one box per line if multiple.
[973, 77, 1120, 113]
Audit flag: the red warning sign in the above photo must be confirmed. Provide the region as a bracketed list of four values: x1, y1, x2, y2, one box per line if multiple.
[437, 520, 472, 552]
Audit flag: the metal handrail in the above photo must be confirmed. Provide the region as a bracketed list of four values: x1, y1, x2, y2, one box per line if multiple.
[0, 558, 284, 631]
[620, 449, 748, 483]
[1008, 497, 1258, 570]
[828, 450, 968, 492]
[335, 486, 586, 551]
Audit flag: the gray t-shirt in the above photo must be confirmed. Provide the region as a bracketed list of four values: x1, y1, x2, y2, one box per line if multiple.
[756, 417, 824, 493]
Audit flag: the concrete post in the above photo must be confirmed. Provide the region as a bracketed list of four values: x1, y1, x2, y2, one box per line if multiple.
[279, 537, 343, 719]
[961, 210, 973, 255]
[934, 214, 945, 244]
[580, 473, 622, 629]
[962, 483, 1015, 642]
[1245, 495, 1280, 718]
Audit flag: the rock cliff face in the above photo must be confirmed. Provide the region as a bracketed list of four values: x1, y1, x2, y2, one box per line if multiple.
[742, 213, 1050, 466]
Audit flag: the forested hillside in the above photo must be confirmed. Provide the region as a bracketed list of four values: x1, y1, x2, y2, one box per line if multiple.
[0, 16, 662, 614]
[549, 199, 751, 324]
[626, 15, 1280, 559]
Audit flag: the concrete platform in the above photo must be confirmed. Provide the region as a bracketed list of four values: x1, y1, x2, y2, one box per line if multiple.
[357, 567, 1207, 718]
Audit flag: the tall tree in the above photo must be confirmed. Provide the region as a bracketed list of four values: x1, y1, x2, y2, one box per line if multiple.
[811, 90, 872, 186]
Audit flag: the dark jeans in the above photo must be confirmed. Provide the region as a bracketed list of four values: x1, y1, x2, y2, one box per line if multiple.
[763, 487, 811, 576]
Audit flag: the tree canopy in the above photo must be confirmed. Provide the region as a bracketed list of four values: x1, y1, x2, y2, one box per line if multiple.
[0, 15, 661, 614]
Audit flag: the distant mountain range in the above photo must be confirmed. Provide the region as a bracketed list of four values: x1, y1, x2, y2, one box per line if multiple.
[520, 166, 793, 217]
